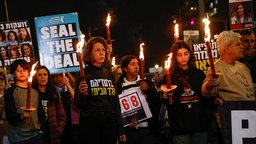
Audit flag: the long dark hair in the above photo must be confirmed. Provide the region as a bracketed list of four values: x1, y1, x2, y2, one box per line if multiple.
[32, 66, 59, 102]
[7, 30, 19, 43]
[235, 2, 251, 18]
[18, 28, 31, 42]
[169, 40, 196, 85]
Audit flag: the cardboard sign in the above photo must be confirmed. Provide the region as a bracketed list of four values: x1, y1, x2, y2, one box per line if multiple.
[119, 87, 152, 127]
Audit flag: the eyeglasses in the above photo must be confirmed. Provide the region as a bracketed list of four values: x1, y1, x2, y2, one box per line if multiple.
[15, 69, 28, 73]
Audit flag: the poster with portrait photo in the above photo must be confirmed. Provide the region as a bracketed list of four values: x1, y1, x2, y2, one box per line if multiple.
[0, 20, 35, 67]
[183, 30, 199, 52]
[229, 0, 254, 30]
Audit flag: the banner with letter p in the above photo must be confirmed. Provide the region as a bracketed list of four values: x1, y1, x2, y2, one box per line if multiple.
[219, 101, 256, 144]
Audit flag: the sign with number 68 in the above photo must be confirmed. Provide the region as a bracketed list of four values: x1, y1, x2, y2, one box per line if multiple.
[120, 92, 141, 112]
[118, 87, 152, 127]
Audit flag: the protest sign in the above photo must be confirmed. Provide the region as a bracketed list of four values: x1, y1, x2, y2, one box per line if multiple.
[119, 87, 152, 127]
[34, 12, 81, 74]
[0, 20, 34, 66]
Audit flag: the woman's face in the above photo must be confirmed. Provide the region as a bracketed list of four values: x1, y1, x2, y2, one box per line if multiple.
[8, 32, 16, 42]
[91, 42, 105, 67]
[52, 73, 65, 87]
[0, 47, 7, 57]
[124, 58, 139, 77]
[176, 48, 190, 67]
[36, 68, 48, 87]
[23, 45, 31, 56]
[11, 48, 18, 57]
[237, 4, 244, 16]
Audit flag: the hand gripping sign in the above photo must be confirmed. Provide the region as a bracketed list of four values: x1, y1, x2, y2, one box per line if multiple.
[118, 87, 152, 127]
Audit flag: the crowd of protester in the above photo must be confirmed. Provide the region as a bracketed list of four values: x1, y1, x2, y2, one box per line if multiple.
[0, 28, 255, 144]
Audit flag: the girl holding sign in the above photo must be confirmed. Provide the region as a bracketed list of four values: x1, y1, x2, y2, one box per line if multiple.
[116, 55, 162, 144]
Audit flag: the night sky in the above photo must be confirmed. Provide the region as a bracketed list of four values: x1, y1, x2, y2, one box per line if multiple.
[0, 0, 229, 72]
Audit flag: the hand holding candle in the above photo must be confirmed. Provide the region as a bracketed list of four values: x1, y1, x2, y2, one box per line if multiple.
[139, 42, 145, 80]
[76, 34, 88, 95]
[105, 13, 112, 44]
[76, 34, 85, 77]
[164, 53, 172, 89]
[203, 14, 216, 75]
[23, 61, 38, 123]
[162, 53, 177, 104]
[27, 61, 38, 109]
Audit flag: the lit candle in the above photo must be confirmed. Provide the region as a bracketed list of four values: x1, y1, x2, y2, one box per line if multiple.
[111, 56, 116, 66]
[27, 61, 38, 109]
[203, 14, 215, 75]
[174, 19, 179, 42]
[165, 53, 172, 89]
[139, 42, 145, 80]
[76, 34, 85, 77]
[105, 13, 112, 44]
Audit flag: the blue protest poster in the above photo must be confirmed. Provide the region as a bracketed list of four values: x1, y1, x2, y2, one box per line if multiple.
[34, 12, 81, 74]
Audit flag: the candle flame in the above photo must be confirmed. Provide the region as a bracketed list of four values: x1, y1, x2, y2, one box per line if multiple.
[165, 53, 172, 69]
[203, 15, 211, 42]
[106, 13, 111, 27]
[76, 34, 85, 53]
[139, 42, 144, 60]
[28, 61, 38, 82]
[174, 20, 179, 38]
[111, 57, 116, 66]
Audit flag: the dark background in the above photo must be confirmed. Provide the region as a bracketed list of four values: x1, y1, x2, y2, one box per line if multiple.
[0, 0, 254, 72]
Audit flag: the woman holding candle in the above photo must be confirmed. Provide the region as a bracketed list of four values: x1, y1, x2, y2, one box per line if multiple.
[116, 54, 162, 144]
[161, 41, 214, 144]
[74, 36, 126, 144]
[4, 59, 45, 144]
[32, 65, 66, 144]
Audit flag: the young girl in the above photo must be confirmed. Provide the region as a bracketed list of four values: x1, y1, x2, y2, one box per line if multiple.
[32, 66, 66, 144]
[162, 41, 213, 144]
[116, 55, 162, 144]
